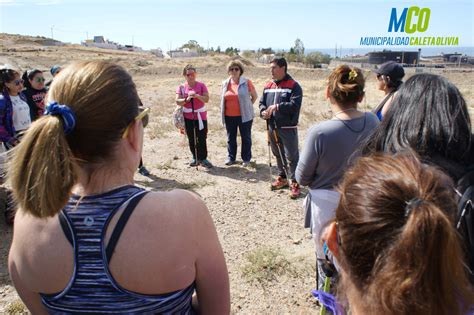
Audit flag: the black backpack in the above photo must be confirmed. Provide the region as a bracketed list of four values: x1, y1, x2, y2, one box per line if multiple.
[456, 169, 474, 283]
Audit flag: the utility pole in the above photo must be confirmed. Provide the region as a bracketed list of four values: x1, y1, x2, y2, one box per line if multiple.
[51, 25, 54, 40]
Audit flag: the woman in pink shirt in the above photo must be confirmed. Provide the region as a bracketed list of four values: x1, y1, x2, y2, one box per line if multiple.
[175, 65, 212, 168]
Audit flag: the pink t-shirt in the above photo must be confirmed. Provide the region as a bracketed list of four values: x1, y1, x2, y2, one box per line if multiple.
[176, 81, 208, 120]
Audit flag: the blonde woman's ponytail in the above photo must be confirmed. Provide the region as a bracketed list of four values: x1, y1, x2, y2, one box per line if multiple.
[8, 115, 76, 218]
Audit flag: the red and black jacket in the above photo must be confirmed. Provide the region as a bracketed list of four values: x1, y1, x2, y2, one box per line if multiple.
[259, 74, 303, 128]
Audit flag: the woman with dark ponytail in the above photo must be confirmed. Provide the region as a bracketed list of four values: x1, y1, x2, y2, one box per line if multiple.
[22, 69, 47, 121]
[322, 153, 473, 315]
[8, 61, 230, 314]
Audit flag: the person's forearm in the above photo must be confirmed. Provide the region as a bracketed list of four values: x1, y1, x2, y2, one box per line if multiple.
[195, 94, 209, 103]
[295, 165, 313, 186]
[278, 85, 302, 114]
[176, 97, 187, 106]
[278, 98, 301, 114]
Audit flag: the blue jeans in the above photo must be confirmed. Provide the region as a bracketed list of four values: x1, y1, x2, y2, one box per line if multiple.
[225, 116, 252, 162]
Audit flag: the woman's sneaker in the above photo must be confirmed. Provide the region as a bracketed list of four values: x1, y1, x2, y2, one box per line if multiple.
[200, 159, 213, 168]
[271, 176, 289, 190]
[189, 159, 198, 167]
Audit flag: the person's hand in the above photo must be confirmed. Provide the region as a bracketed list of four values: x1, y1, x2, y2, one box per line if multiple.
[266, 104, 277, 116]
[188, 91, 196, 98]
[261, 110, 269, 120]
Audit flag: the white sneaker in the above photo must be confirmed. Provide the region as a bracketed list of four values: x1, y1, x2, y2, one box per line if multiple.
[242, 161, 250, 167]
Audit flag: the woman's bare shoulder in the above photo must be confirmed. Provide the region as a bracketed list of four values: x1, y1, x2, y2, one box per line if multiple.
[137, 189, 209, 226]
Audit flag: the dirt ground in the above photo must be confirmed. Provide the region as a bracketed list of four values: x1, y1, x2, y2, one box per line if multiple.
[0, 34, 473, 314]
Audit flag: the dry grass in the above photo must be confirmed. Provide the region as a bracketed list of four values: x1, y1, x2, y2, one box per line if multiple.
[148, 120, 175, 140]
[5, 300, 27, 314]
[241, 247, 297, 284]
[178, 178, 216, 190]
[155, 158, 175, 170]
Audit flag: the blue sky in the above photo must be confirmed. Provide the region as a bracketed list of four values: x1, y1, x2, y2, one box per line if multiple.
[0, 0, 472, 51]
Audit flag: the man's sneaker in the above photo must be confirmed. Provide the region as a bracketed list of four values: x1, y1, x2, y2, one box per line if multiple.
[189, 159, 198, 167]
[138, 165, 150, 176]
[242, 161, 250, 167]
[271, 176, 289, 190]
[225, 159, 237, 166]
[200, 159, 213, 168]
[290, 181, 301, 199]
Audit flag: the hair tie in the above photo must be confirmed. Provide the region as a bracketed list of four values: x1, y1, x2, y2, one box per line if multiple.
[348, 69, 358, 81]
[404, 198, 425, 218]
[45, 101, 76, 135]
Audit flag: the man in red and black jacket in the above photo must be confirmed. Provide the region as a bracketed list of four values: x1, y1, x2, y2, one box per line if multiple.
[259, 57, 303, 199]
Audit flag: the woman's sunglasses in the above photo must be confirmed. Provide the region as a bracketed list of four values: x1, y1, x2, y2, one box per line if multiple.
[34, 77, 46, 83]
[13, 79, 24, 86]
[229, 67, 240, 72]
[122, 106, 150, 139]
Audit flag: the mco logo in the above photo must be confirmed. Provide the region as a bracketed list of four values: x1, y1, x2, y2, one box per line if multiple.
[388, 6, 431, 33]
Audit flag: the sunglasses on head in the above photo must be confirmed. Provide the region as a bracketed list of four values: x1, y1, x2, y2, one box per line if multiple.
[229, 67, 240, 72]
[13, 79, 24, 86]
[122, 106, 150, 139]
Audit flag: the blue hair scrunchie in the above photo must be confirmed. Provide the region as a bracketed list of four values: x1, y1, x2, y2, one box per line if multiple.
[44, 101, 76, 135]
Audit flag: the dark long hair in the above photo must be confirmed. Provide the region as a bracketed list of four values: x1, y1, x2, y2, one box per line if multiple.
[0, 68, 20, 92]
[22, 69, 42, 89]
[362, 73, 472, 176]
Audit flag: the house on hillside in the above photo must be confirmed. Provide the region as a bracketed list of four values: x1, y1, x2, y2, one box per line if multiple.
[81, 35, 118, 50]
[93, 36, 105, 43]
[119, 45, 143, 52]
[168, 48, 199, 58]
[150, 48, 164, 58]
[257, 54, 275, 64]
